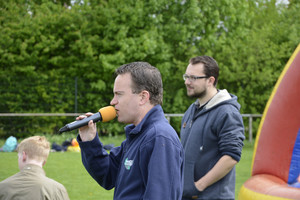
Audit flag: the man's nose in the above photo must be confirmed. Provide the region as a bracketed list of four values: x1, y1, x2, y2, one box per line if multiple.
[110, 97, 117, 105]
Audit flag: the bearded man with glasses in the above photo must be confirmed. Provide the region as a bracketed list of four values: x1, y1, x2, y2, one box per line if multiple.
[180, 56, 245, 200]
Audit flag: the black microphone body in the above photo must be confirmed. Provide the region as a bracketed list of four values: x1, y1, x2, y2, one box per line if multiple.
[59, 112, 102, 133]
[59, 106, 116, 133]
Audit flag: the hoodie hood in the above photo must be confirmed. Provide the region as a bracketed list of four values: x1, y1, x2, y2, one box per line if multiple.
[194, 89, 241, 113]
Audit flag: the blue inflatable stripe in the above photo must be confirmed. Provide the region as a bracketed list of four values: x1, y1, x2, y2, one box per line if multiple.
[288, 128, 300, 185]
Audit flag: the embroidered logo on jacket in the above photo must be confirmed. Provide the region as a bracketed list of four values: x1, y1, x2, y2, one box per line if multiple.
[124, 158, 134, 170]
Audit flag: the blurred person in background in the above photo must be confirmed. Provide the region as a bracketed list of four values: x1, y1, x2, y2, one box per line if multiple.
[0, 136, 70, 200]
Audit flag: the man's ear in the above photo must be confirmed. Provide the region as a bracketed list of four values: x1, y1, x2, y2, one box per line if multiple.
[139, 90, 150, 105]
[22, 151, 27, 162]
[207, 76, 216, 87]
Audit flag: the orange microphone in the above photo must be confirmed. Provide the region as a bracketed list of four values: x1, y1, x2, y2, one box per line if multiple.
[59, 106, 116, 133]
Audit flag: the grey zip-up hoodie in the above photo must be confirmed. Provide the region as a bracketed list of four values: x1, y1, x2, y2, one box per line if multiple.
[180, 89, 245, 199]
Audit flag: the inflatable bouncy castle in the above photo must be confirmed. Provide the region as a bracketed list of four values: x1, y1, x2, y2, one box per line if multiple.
[238, 44, 300, 200]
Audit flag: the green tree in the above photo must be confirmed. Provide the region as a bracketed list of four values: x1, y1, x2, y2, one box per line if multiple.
[0, 0, 299, 138]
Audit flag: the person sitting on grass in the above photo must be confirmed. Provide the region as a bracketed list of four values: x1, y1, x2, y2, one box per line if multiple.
[0, 135, 70, 200]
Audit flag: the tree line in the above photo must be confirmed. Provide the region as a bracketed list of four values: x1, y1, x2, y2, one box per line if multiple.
[0, 0, 299, 138]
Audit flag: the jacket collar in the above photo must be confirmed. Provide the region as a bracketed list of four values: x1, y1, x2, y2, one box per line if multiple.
[21, 164, 46, 176]
[125, 105, 164, 138]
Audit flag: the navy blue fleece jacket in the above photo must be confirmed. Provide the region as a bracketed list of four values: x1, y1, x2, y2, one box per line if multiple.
[78, 105, 184, 200]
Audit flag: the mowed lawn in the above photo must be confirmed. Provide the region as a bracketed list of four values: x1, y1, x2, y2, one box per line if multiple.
[0, 135, 253, 200]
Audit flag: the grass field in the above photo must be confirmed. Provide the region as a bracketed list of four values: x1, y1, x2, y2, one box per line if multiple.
[0, 135, 254, 200]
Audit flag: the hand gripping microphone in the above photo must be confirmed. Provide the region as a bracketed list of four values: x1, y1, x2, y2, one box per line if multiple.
[59, 106, 116, 133]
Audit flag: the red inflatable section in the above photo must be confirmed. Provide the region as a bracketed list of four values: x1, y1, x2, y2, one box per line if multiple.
[238, 44, 300, 200]
[252, 44, 300, 181]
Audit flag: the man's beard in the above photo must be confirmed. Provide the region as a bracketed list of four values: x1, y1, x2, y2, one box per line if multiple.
[188, 88, 207, 99]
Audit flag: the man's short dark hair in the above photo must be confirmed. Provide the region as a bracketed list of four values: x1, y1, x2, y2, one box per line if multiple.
[116, 62, 163, 105]
[189, 56, 219, 86]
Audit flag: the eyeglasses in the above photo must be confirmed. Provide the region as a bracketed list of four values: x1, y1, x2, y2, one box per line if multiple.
[183, 74, 208, 82]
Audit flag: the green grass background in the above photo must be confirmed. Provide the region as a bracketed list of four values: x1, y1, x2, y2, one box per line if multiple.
[0, 135, 253, 200]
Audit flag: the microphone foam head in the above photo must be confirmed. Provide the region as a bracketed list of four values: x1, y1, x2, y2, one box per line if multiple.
[99, 106, 117, 122]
